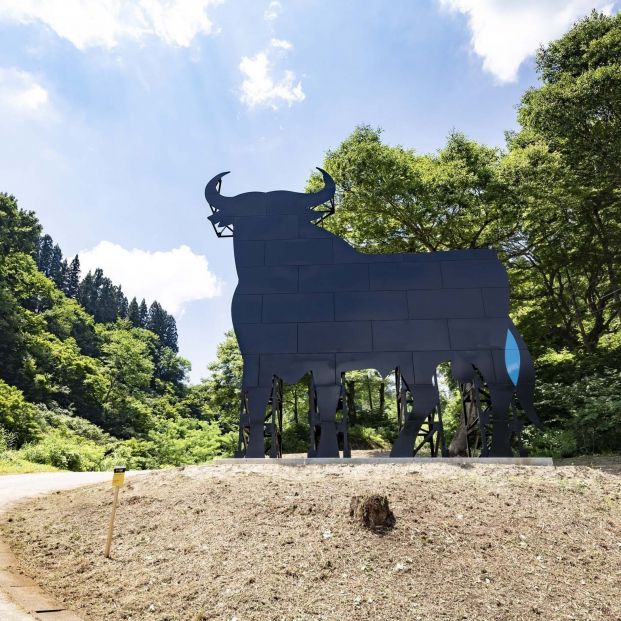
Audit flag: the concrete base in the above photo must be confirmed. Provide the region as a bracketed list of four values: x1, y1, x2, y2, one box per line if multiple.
[214, 456, 554, 466]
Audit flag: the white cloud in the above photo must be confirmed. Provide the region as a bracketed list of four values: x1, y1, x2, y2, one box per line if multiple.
[264, 0, 282, 21]
[438, 0, 615, 83]
[0, 67, 49, 114]
[79, 241, 222, 317]
[270, 38, 292, 50]
[239, 40, 305, 109]
[0, 0, 222, 49]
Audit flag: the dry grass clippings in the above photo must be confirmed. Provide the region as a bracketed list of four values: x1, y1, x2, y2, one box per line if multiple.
[2, 460, 621, 621]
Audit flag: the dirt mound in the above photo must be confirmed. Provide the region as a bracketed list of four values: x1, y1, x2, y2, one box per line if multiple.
[2, 461, 620, 621]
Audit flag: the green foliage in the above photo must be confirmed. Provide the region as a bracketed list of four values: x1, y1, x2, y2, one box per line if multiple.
[0, 379, 41, 445]
[197, 330, 244, 430]
[532, 345, 621, 455]
[281, 422, 311, 454]
[348, 425, 391, 450]
[0, 193, 41, 257]
[18, 429, 105, 471]
[508, 11, 621, 353]
[0, 194, 227, 471]
[0, 454, 58, 473]
[309, 127, 517, 255]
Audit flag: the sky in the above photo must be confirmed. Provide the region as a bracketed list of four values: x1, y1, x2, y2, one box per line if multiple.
[0, 0, 618, 382]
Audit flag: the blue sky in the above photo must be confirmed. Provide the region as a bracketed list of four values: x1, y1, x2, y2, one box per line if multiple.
[0, 0, 617, 381]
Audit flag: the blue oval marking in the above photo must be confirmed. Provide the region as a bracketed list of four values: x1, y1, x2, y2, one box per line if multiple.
[505, 329, 520, 386]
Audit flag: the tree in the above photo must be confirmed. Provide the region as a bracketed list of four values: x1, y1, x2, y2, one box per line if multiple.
[116, 287, 128, 318]
[147, 301, 178, 351]
[165, 314, 178, 351]
[49, 244, 64, 288]
[78, 271, 96, 316]
[138, 299, 148, 328]
[152, 346, 190, 391]
[0, 379, 40, 446]
[308, 126, 518, 254]
[96, 280, 118, 323]
[100, 325, 155, 437]
[127, 297, 140, 327]
[36, 234, 54, 275]
[0, 194, 41, 258]
[64, 255, 81, 298]
[198, 330, 243, 430]
[506, 10, 621, 353]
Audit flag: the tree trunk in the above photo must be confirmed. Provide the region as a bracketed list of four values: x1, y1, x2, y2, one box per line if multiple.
[367, 378, 374, 415]
[346, 380, 356, 425]
[448, 383, 479, 457]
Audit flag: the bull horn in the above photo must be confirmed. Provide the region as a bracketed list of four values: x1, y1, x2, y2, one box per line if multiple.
[204, 171, 231, 210]
[302, 167, 335, 207]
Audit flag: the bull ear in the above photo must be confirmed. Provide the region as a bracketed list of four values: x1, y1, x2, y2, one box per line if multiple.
[205, 171, 231, 209]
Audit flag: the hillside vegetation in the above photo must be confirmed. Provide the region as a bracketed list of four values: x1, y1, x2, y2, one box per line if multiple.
[0, 193, 236, 470]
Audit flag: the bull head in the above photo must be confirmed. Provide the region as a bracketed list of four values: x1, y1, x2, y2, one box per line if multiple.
[205, 168, 335, 237]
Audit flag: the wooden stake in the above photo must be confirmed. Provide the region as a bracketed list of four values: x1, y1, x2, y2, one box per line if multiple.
[104, 486, 119, 558]
[104, 466, 126, 558]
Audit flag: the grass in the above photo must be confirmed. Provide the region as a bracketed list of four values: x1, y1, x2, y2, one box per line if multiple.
[0, 452, 60, 474]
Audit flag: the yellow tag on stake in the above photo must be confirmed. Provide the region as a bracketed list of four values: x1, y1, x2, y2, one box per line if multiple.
[111, 466, 126, 487]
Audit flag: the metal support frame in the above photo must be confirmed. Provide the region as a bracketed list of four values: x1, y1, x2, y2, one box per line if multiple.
[307, 372, 350, 458]
[394, 368, 448, 457]
[459, 369, 528, 458]
[234, 365, 526, 459]
[235, 375, 283, 458]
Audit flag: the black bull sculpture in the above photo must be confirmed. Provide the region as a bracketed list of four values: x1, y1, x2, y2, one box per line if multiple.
[205, 168, 540, 458]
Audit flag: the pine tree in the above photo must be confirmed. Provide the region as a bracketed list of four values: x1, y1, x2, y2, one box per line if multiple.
[146, 302, 179, 351]
[78, 271, 97, 316]
[97, 279, 118, 323]
[147, 301, 167, 337]
[37, 235, 54, 276]
[138, 299, 148, 328]
[58, 258, 68, 290]
[49, 244, 64, 287]
[65, 255, 81, 298]
[93, 268, 104, 290]
[116, 287, 128, 318]
[163, 314, 179, 352]
[127, 297, 140, 326]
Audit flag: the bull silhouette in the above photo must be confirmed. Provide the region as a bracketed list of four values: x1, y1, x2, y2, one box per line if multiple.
[205, 168, 539, 458]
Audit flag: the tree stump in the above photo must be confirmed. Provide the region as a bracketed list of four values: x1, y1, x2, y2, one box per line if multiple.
[349, 494, 395, 531]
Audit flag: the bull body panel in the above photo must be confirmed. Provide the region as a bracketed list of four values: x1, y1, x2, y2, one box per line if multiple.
[205, 168, 539, 458]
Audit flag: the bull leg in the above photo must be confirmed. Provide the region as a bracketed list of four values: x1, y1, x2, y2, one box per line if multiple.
[245, 385, 271, 458]
[390, 384, 439, 457]
[315, 385, 341, 458]
[488, 384, 513, 457]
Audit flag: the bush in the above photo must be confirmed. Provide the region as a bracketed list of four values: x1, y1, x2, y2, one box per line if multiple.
[522, 427, 578, 458]
[281, 422, 311, 454]
[18, 429, 106, 471]
[0, 379, 41, 446]
[349, 425, 391, 450]
[533, 349, 621, 455]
